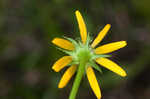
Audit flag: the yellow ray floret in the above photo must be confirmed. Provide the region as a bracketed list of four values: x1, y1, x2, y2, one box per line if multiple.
[52, 56, 72, 72]
[52, 38, 75, 50]
[91, 24, 111, 48]
[75, 10, 87, 44]
[95, 58, 127, 77]
[58, 65, 77, 88]
[86, 66, 101, 99]
[95, 41, 127, 54]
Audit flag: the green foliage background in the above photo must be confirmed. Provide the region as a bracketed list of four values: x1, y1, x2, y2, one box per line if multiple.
[0, 0, 150, 99]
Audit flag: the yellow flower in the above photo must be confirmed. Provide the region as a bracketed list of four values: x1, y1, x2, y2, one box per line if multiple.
[52, 10, 127, 99]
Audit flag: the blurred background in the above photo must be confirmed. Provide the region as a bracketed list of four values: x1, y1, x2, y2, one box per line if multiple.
[0, 0, 150, 99]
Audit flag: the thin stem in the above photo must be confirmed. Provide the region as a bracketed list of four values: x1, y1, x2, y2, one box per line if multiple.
[69, 60, 86, 99]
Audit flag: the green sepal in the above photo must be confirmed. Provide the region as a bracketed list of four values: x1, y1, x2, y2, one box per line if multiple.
[56, 47, 72, 55]
[89, 61, 102, 73]
[69, 61, 79, 66]
[63, 36, 78, 47]
[85, 33, 91, 46]
[92, 54, 111, 60]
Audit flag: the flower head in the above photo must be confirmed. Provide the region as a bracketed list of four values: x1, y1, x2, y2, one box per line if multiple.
[51, 10, 127, 99]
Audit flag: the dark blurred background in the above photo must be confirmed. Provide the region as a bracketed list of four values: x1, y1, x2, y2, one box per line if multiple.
[0, 0, 150, 99]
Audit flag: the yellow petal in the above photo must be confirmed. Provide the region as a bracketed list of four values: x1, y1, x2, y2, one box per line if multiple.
[52, 56, 72, 72]
[75, 10, 87, 44]
[91, 24, 111, 48]
[52, 38, 75, 50]
[58, 65, 77, 88]
[86, 66, 101, 99]
[95, 58, 127, 77]
[95, 41, 127, 54]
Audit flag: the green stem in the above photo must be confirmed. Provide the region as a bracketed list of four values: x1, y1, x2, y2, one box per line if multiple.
[69, 60, 86, 99]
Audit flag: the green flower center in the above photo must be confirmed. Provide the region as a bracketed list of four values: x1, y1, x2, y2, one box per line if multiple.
[71, 42, 94, 64]
[76, 47, 92, 62]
